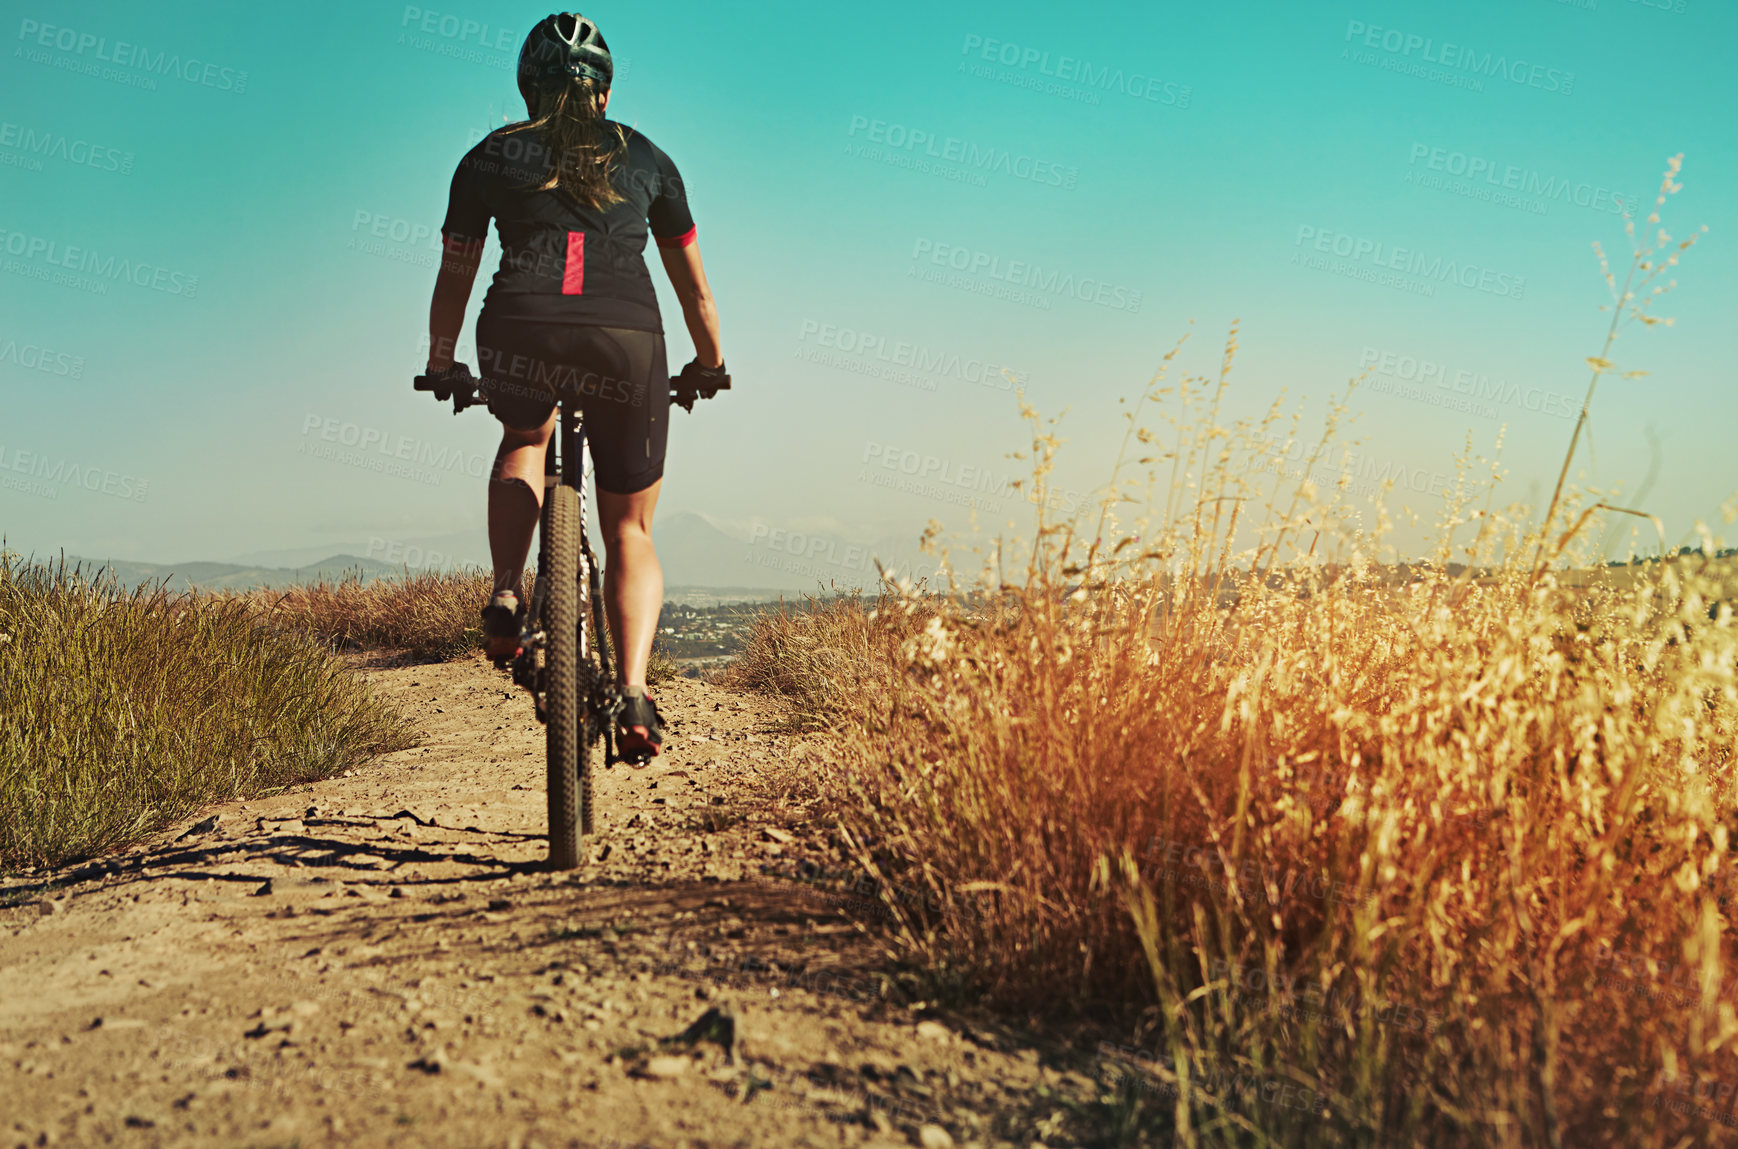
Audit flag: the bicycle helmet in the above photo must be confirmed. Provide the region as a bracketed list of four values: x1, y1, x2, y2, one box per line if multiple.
[517, 13, 613, 106]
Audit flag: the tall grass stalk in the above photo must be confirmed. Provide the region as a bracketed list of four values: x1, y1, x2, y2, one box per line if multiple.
[1532, 153, 1705, 581]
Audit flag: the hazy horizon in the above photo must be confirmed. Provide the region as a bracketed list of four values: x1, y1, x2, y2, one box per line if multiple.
[5, 0, 1735, 576]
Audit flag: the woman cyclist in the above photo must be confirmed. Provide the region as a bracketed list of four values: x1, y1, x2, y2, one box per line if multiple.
[424, 12, 723, 762]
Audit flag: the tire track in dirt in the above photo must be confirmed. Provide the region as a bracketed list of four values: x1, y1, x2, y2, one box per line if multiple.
[1, 655, 1096, 1148]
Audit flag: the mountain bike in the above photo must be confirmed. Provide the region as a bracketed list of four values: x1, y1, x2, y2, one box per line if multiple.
[413, 359, 729, 869]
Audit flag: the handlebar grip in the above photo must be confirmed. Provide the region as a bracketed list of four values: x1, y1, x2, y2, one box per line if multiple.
[414, 364, 480, 411]
[670, 361, 730, 399]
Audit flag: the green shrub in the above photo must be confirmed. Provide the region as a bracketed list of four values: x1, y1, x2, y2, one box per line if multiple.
[0, 557, 415, 870]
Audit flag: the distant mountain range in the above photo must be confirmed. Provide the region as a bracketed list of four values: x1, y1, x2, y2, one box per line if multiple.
[25, 512, 945, 595]
[48, 554, 407, 592]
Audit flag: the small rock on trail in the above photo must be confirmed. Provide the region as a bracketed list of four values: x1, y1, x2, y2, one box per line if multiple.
[175, 814, 219, 841]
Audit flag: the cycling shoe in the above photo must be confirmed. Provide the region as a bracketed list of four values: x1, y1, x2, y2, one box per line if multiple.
[482, 590, 526, 668]
[617, 690, 664, 766]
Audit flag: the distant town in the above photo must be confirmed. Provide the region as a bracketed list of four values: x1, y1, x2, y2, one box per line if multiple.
[653, 597, 824, 670]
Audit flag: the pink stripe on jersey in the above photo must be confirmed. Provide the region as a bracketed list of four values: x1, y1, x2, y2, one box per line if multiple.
[562, 232, 585, 294]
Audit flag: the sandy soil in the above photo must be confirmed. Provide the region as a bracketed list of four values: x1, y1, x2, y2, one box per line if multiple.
[0, 655, 1098, 1149]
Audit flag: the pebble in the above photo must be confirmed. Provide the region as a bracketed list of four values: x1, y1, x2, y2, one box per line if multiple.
[918, 1126, 955, 1149]
[641, 1055, 689, 1079]
[409, 1049, 446, 1074]
[175, 815, 219, 842]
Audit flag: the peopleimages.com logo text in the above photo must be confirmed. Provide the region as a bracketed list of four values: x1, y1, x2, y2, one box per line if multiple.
[351, 209, 443, 251]
[0, 334, 84, 379]
[1294, 226, 1525, 300]
[796, 319, 1020, 393]
[861, 440, 1086, 517]
[398, 7, 518, 51]
[1342, 19, 1574, 95]
[349, 209, 445, 272]
[1405, 143, 1638, 216]
[0, 444, 148, 501]
[958, 33, 1192, 107]
[910, 238, 1143, 313]
[1358, 346, 1576, 421]
[297, 415, 490, 487]
[0, 121, 133, 175]
[15, 18, 248, 93]
[365, 537, 459, 571]
[846, 115, 1079, 189]
[746, 525, 876, 575]
[0, 227, 198, 298]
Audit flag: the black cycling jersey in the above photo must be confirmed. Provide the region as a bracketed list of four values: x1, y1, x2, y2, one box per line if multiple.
[441, 122, 695, 332]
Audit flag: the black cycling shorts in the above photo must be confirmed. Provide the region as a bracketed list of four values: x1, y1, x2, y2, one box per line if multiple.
[475, 314, 669, 495]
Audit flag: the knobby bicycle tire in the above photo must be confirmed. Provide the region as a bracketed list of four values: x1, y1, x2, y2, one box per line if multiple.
[542, 484, 583, 870]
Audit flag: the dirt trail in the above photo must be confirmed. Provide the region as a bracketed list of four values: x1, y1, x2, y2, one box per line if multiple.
[1, 656, 1095, 1149]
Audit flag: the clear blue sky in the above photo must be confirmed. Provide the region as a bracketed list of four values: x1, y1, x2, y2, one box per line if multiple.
[2, 0, 1734, 570]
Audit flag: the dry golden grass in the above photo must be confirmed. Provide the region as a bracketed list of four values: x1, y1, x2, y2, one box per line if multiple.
[236, 568, 506, 662]
[814, 542, 1736, 1144]
[241, 567, 679, 684]
[717, 592, 935, 729]
[724, 161, 1738, 1144]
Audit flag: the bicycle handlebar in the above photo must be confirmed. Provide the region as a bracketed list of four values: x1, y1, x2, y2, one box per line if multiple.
[670, 359, 730, 413]
[413, 363, 485, 414]
[414, 359, 729, 415]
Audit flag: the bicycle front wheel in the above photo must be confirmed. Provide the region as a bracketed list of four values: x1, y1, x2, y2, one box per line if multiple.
[541, 483, 583, 870]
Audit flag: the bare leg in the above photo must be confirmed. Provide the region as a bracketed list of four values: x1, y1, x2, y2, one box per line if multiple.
[597, 479, 662, 691]
[488, 412, 556, 597]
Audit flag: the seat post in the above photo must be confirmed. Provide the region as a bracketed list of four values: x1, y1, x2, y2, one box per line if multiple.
[559, 400, 580, 490]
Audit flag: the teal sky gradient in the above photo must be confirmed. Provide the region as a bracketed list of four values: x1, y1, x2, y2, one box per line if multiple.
[2, 0, 1734, 569]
